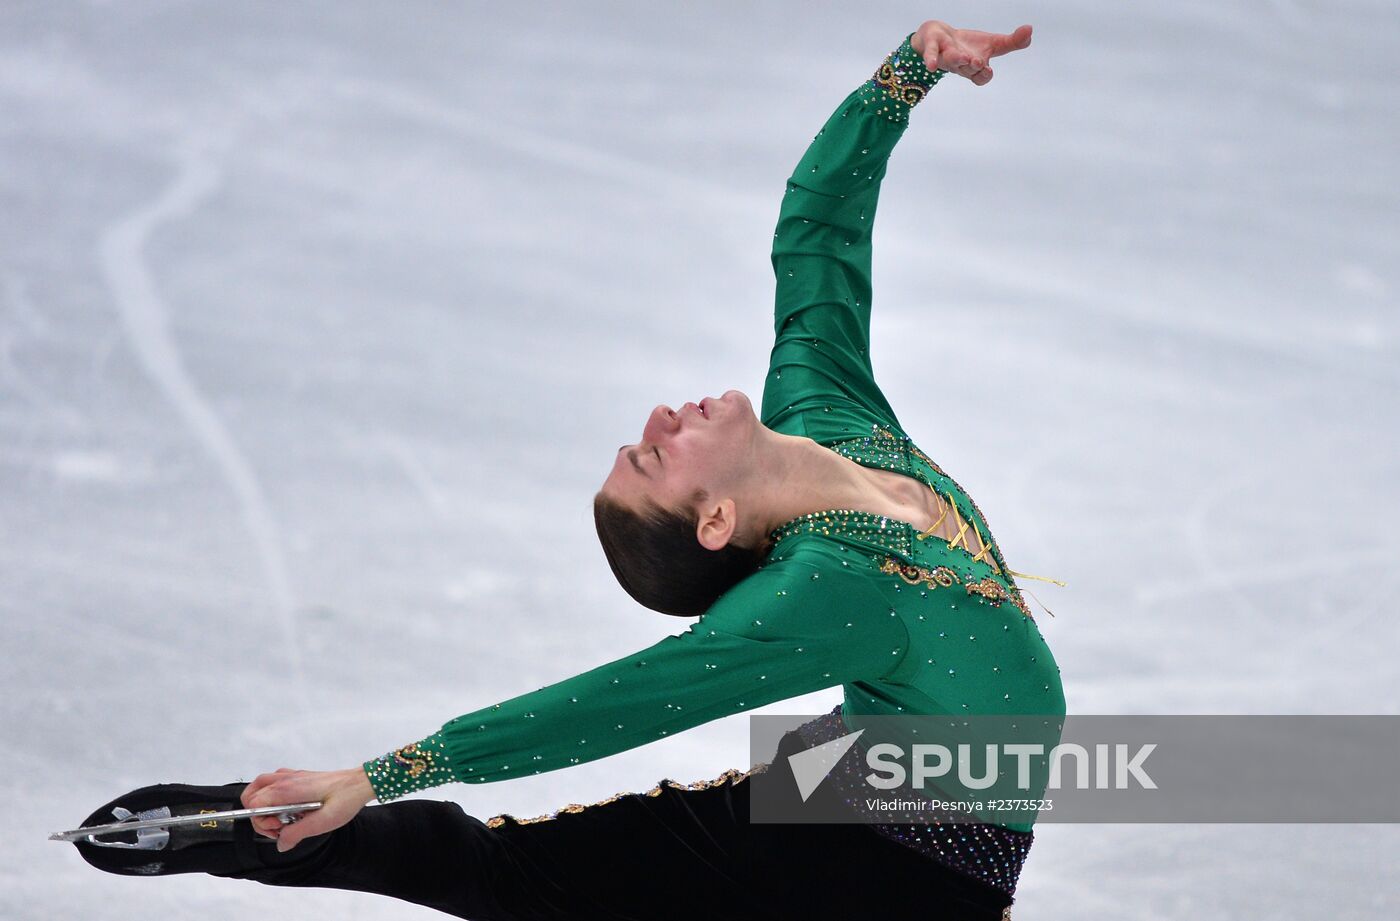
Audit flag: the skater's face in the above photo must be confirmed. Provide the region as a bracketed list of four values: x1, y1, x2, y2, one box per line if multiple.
[600, 389, 759, 537]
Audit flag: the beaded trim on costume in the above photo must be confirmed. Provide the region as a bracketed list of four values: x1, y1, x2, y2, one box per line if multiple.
[769, 507, 915, 558]
[363, 734, 455, 803]
[880, 557, 1034, 622]
[856, 33, 946, 125]
[835, 424, 1006, 570]
[796, 705, 1032, 899]
[768, 422, 1035, 622]
[482, 765, 764, 829]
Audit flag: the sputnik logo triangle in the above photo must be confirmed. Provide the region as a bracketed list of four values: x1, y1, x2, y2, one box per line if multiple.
[787, 729, 864, 802]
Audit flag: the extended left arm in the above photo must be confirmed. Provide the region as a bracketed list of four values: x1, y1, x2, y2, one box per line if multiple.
[356, 551, 904, 801]
[243, 550, 904, 851]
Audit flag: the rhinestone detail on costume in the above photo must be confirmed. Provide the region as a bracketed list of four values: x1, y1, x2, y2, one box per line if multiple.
[856, 33, 946, 125]
[879, 558, 1034, 622]
[768, 422, 1035, 621]
[363, 733, 454, 803]
[796, 706, 1032, 899]
[770, 508, 913, 558]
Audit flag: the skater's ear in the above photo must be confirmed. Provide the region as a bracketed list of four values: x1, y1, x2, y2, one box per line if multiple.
[694, 494, 739, 553]
[593, 490, 766, 617]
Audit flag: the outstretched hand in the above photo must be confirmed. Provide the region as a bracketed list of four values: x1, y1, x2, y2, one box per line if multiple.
[911, 20, 1033, 86]
[241, 766, 376, 852]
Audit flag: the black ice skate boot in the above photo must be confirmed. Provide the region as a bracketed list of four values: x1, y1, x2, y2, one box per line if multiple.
[69, 781, 316, 878]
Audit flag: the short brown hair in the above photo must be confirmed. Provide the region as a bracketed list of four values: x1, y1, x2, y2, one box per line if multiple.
[593, 488, 770, 616]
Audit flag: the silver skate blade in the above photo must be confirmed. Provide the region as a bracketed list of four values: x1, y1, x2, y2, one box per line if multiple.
[49, 802, 323, 843]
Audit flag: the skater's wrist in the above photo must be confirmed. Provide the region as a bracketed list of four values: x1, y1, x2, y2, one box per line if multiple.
[856, 32, 945, 125]
[346, 766, 377, 804]
[362, 731, 455, 802]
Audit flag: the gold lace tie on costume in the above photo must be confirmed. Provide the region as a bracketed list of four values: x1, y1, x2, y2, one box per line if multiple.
[914, 483, 1065, 618]
[1003, 568, 1066, 620]
[1013, 585, 1060, 620]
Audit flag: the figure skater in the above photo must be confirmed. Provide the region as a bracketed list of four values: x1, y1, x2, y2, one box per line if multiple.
[71, 18, 1061, 921]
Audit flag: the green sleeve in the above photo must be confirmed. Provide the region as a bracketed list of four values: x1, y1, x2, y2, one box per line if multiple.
[363, 548, 908, 802]
[761, 32, 945, 439]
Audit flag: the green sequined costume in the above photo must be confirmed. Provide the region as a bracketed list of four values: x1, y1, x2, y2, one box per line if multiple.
[365, 33, 1065, 833]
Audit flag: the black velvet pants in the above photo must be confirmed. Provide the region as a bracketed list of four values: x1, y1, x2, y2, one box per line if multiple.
[217, 731, 1013, 921]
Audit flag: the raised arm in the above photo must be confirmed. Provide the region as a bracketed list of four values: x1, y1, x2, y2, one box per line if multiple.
[761, 22, 1032, 442]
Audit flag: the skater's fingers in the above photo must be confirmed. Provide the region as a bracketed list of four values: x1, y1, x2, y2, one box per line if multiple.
[276, 813, 329, 852]
[939, 44, 970, 71]
[242, 767, 313, 805]
[923, 32, 948, 72]
[251, 816, 282, 839]
[986, 24, 1032, 58]
[958, 57, 987, 81]
[241, 773, 279, 806]
[275, 794, 362, 853]
[241, 766, 371, 851]
[952, 60, 982, 81]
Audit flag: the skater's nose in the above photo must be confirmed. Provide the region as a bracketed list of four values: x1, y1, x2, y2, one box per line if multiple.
[642, 404, 680, 445]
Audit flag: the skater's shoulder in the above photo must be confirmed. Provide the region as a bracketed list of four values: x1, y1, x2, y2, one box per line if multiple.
[742, 536, 890, 596]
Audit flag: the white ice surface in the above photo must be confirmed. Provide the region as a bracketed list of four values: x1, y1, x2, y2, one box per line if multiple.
[2, 1, 1397, 918]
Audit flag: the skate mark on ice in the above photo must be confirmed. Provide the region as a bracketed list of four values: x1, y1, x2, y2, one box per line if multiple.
[1131, 544, 1400, 608]
[88, 327, 124, 402]
[1, 275, 86, 428]
[95, 141, 313, 736]
[4, 273, 53, 336]
[332, 80, 757, 218]
[378, 430, 453, 521]
[998, 442, 1070, 576]
[1177, 474, 1259, 620]
[1274, 556, 1400, 653]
